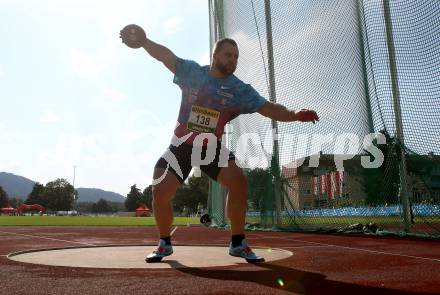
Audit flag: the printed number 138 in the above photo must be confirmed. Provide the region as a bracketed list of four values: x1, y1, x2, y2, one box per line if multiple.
[196, 115, 210, 126]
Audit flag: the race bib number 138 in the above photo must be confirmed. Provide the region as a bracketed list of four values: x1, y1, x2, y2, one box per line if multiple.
[187, 105, 220, 133]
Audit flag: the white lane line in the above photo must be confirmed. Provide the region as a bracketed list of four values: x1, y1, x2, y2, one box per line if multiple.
[170, 226, 178, 236]
[247, 234, 440, 263]
[281, 245, 331, 249]
[0, 230, 95, 246]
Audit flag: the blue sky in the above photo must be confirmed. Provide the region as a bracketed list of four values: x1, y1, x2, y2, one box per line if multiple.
[0, 0, 210, 195]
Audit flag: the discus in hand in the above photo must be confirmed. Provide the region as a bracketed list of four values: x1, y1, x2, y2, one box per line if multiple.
[120, 24, 147, 49]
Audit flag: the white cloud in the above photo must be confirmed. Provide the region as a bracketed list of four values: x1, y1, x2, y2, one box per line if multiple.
[0, 65, 4, 77]
[0, 123, 29, 175]
[38, 133, 104, 166]
[105, 89, 127, 102]
[33, 133, 107, 188]
[93, 0, 149, 36]
[70, 49, 103, 80]
[199, 50, 211, 66]
[163, 17, 183, 35]
[124, 109, 175, 151]
[40, 110, 60, 123]
[31, 122, 172, 195]
[0, 123, 23, 149]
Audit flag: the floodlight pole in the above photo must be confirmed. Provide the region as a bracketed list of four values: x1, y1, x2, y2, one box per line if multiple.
[383, 0, 412, 231]
[264, 0, 282, 228]
[73, 165, 76, 188]
[72, 165, 77, 209]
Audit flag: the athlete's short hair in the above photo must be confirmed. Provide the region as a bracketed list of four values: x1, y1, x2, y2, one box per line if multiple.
[213, 38, 238, 56]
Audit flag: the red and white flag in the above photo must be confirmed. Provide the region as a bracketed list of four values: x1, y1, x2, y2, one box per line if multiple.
[335, 170, 344, 197]
[311, 176, 318, 195]
[319, 175, 326, 194]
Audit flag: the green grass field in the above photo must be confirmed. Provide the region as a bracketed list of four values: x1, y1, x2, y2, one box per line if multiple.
[0, 216, 200, 226]
[1, 215, 437, 227]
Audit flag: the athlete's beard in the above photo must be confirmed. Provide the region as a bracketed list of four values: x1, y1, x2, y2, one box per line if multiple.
[214, 60, 236, 76]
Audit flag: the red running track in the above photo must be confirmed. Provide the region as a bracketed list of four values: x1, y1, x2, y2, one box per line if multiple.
[0, 226, 439, 295]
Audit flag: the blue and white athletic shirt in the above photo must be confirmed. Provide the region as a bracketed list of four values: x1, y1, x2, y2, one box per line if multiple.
[172, 57, 267, 145]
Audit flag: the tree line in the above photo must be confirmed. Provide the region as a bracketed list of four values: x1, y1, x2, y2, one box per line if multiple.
[124, 172, 209, 215]
[0, 178, 77, 211]
[0, 173, 211, 215]
[0, 186, 23, 208]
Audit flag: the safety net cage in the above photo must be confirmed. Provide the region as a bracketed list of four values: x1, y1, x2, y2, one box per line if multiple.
[207, 0, 440, 238]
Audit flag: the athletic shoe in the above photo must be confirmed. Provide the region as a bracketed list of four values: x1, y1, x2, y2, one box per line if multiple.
[145, 239, 173, 263]
[229, 239, 265, 263]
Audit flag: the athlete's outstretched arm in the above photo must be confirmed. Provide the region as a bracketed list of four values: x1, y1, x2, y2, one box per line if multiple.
[142, 39, 177, 74]
[120, 25, 177, 74]
[258, 102, 319, 123]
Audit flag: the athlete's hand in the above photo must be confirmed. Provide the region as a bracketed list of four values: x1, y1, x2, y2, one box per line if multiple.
[295, 109, 319, 124]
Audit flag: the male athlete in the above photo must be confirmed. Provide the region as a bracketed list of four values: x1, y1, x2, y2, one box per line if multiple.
[120, 25, 319, 263]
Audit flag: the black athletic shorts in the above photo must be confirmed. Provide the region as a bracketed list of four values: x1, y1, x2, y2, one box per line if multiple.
[155, 141, 235, 183]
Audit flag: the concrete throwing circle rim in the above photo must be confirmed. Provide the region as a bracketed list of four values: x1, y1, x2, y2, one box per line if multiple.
[7, 244, 293, 269]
